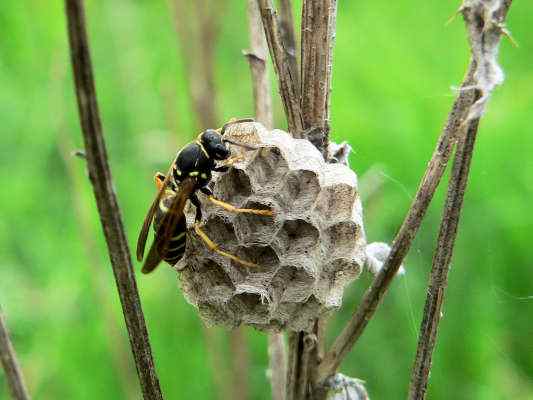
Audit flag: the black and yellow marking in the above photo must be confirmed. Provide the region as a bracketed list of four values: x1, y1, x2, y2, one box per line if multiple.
[137, 118, 275, 274]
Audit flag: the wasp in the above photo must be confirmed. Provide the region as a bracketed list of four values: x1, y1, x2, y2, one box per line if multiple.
[136, 118, 272, 274]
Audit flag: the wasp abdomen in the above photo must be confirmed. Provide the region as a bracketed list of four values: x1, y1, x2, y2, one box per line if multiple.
[164, 220, 187, 265]
[154, 190, 187, 266]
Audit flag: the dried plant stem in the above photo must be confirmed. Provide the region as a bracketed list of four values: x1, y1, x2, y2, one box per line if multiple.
[57, 137, 139, 399]
[317, 61, 480, 384]
[268, 333, 287, 400]
[246, 0, 274, 130]
[0, 308, 30, 400]
[278, 0, 299, 93]
[64, 1, 163, 399]
[257, 0, 304, 134]
[171, 0, 226, 129]
[230, 328, 251, 400]
[300, 0, 337, 157]
[285, 332, 300, 400]
[246, 2, 287, 399]
[408, 111, 480, 400]
[409, 2, 513, 398]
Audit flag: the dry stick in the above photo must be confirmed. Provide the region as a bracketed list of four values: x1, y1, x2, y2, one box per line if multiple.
[278, 0, 300, 99]
[64, 2, 163, 399]
[316, 59, 480, 384]
[257, 0, 304, 134]
[245, 3, 287, 399]
[409, 108, 481, 400]
[289, 3, 339, 397]
[408, 2, 513, 398]
[300, 0, 337, 158]
[245, 0, 274, 130]
[0, 308, 30, 400]
[57, 138, 139, 400]
[286, 332, 301, 400]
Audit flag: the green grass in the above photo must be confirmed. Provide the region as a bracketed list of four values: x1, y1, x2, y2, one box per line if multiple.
[1, 1, 532, 399]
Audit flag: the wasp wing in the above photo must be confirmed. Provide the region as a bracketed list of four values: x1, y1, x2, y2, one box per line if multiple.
[136, 170, 173, 262]
[141, 178, 196, 274]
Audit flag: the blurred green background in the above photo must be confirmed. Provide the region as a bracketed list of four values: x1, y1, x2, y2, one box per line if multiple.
[1, 1, 532, 399]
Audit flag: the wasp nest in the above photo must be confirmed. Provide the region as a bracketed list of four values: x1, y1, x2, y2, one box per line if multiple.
[176, 122, 366, 332]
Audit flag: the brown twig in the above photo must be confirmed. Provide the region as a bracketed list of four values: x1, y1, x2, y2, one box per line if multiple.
[300, 0, 337, 157]
[257, 0, 304, 134]
[245, 3, 287, 399]
[278, 0, 300, 100]
[318, 0, 513, 384]
[64, 1, 163, 399]
[57, 137, 139, 399]
[408, 2, 513, 398]
[317, 54, 479, 388]
[286, 332, 300, 400]
[408, 109, 481, 400]
[170, 0, 226, 129]
[245, 0, 274, 130]
[268, 333, 287, 400]
[0, 307, 30, 400]
[230, 328, 250, 400]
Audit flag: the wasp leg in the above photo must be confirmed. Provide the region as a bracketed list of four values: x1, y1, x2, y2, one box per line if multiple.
[193, 223, 257, 268]
[154, 172, 166, 190]
[189, 193, 203, 222]
[207, 196, 273, 217]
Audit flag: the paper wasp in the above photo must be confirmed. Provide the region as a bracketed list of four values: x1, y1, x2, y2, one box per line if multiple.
[136, 118, 272, 274]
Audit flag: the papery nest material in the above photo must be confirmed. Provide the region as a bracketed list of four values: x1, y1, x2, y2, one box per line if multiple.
[176, 122, 366, 332]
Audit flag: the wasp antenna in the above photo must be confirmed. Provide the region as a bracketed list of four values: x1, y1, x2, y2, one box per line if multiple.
[223, 138, 260, 150]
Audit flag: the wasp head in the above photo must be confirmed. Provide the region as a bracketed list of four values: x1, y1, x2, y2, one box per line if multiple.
[200, 129, 230, 160]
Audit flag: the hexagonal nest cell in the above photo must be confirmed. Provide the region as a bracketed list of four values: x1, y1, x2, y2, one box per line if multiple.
[175, 122, 366, 332]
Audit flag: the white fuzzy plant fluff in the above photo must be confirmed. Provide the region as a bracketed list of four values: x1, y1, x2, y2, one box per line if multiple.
[176, 122, 366, 332]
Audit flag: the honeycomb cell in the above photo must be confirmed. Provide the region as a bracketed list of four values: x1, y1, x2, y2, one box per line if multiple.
[278, 170, 320, 216]
[213, 167, 252, 206]
[233, 200, 278, 245]
[272, 263, 315, 303]
[273, 219, 320, 256]
[197, 215, 238, 248]
[315, 184, 356, 223]
[198, 301, 235, 328]
[324, 221, 360, 258]
[232, 245, 280, 273]
[228, 292, 270, 324]
[316, 258, 363, 306]
[247, 146, 289, 192]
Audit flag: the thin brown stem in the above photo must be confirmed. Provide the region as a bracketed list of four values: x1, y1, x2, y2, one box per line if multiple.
[408, 113, 480, 400]
[171, 0, 226, 129]
[64, 1, 163, 399]
[246, 0, 274, 130]
[257, 0, 304, 134]
[300, 0, 337, 157]
[230, 328, 250, 400]
[408, 2, 513, 398]
[268, 333, 287, 400]
[277, 0, 300, 99]
[0, 308, 30, 400]
[319, 0, 513, 384]
[245, 2, 287, 398]
[286, 332, 300, 400]
[317, 60, 479, 384]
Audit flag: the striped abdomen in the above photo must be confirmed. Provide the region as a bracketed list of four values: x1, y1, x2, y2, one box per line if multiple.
[153, 189, 187, 265]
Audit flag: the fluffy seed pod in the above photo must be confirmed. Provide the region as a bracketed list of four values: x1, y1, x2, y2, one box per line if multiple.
[176, 122, 366, 332]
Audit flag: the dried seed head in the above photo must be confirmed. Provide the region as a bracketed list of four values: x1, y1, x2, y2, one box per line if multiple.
[176, 122, 366, 332]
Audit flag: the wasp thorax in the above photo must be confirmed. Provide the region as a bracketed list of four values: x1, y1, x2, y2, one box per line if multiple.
[176, 122, 366, 332]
